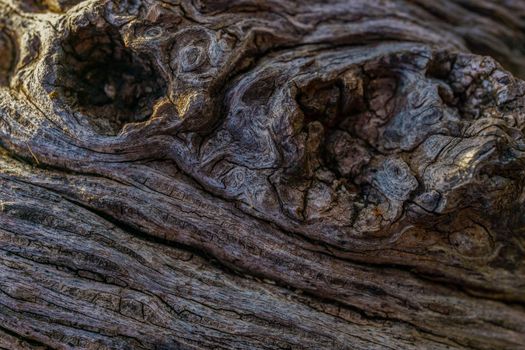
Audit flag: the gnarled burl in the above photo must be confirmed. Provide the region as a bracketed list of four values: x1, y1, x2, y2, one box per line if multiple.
[0, 0, 524, 349]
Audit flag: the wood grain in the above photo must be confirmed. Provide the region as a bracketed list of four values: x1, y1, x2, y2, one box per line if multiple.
[0, 0, 524, 348]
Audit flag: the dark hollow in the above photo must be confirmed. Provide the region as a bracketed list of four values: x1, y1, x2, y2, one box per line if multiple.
[58, 23, 166, 135]
[0, 29, 16, 86]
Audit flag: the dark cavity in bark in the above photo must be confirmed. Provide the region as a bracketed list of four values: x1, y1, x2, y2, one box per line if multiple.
[0, 29, 16, 86]
[58, 21, 166, 135]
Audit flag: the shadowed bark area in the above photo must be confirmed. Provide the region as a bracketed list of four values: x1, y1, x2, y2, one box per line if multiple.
[0, 0, 525, 349]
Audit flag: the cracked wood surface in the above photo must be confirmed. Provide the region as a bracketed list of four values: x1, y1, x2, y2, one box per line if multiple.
[0, 0, 525, 349]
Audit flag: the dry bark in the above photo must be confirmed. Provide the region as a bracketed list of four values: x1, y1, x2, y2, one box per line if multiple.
[1, 0, 525, 349]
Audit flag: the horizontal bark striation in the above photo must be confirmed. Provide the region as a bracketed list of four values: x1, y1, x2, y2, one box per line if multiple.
[0, 0, 525, 349]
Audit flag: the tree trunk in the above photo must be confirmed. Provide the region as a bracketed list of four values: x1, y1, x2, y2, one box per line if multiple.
[1, 0, 525, 349]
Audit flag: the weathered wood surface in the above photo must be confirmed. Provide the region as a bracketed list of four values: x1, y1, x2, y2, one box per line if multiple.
[1, 0, 525, 348]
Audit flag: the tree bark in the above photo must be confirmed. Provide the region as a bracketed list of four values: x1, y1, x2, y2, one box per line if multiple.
[1, 0, 525, 349]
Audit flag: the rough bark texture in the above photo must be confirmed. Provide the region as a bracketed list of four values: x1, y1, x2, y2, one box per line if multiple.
[1, 0, 525, 349]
